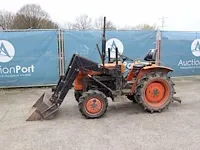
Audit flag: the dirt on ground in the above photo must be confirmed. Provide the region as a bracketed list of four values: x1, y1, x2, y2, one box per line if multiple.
[0, 76, 200, 150]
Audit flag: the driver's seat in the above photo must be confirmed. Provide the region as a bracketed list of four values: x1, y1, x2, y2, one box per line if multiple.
[144, 48, 158, 62]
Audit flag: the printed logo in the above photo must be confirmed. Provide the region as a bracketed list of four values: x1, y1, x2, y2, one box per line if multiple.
[178, 39, 200, 69]
[191, 39, 200, 57]
[0, 40, 15, 63]
[106, 38, 124, 58]
[0, 40, 35, 78]
[105, 38, 134, 70]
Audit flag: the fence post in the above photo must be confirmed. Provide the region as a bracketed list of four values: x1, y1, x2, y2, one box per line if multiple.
[58, 29, 65, 76]
[61, 29, 65, 74]
[156, 29, 161, 66]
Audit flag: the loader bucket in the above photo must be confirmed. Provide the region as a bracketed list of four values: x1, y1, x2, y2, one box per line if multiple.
[26, 92, 59, 121]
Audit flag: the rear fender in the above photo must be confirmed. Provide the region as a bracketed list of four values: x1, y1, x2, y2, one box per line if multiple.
[130, 65, 173, 93]
[143, 65, 173, 73]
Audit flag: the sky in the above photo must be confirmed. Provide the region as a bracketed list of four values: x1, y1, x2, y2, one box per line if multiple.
[1, 0, 200, 31]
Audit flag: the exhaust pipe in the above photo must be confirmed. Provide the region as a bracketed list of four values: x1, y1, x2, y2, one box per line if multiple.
[26, 92, 59, 121]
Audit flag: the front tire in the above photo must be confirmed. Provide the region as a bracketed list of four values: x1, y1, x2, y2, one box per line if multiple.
[78, 90, 108, 119]
[135, 71, 175, 113]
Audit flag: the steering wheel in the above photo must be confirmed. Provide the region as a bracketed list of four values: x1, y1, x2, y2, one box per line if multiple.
[117, 55, 133, 70]
[120, 55, 128, 63]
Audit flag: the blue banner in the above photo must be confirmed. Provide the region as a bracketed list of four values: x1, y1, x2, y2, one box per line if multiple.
[63, 30, 103, 65]
[1, 29, 199, 88]
[0, 30, 59, 87]
[161, 31, 200, 76]
[63, 30, 156, 73]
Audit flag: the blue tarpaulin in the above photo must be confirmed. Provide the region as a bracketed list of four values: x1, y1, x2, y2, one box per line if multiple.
[63, 30, 156, 70]
[0, 30, 59, 87]
[1, 29, 200, 88]
[161, 31, 200, 76]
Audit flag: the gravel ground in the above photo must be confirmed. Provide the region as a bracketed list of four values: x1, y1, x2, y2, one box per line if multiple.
[1, 76, 200, 150]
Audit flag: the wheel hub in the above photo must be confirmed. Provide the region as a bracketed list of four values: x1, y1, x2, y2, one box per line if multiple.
[85, 98, 102, 114]
[145, 81, 169, 107]
[153, 89, 159, 96]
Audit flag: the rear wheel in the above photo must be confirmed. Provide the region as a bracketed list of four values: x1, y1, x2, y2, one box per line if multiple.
[135, 71, 175, 113]
[78, 90, 108, 119]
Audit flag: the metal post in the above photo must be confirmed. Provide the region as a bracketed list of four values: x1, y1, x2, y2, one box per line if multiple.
[115, 47, 118, 65]
[102, 17, 106, 68]
[61, 29, 65, 74]
[58, 29, 65, 76]
[108, 48, 111, 62]
[58, 29, 62, 76]
[156, 29, 161, 66]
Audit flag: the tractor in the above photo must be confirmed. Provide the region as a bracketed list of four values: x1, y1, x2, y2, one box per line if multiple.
[26, 17, 180, 121]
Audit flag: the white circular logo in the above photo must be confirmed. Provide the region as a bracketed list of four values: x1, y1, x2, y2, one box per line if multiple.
[0, 40, 15, 63]
[106, 38, 124, 58]
[191, 39, 200, 57]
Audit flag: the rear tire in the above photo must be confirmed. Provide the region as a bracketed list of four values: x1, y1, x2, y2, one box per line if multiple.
[78, 90, 108, 119]
[135, 71, 175, 113]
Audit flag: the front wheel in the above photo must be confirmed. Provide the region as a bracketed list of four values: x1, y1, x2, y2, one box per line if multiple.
[135, 71, 175, 113]
[78, 90, 108, 119]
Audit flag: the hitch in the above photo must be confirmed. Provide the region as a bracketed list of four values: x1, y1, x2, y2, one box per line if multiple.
[172, 96, 182, 104]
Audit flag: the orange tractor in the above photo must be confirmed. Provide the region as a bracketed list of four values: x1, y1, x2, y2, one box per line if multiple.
[26, 17, 181, 121]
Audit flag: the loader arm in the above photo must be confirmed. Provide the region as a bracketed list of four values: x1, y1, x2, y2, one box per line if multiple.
[26, 54, 102, 121]
[51, 54, 102, 105]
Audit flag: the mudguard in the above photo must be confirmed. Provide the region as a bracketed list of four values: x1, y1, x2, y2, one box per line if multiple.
[143, 64, 173, 72]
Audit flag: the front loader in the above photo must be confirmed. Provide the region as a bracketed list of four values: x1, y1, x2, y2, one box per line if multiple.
[26, 17, 181, 121]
